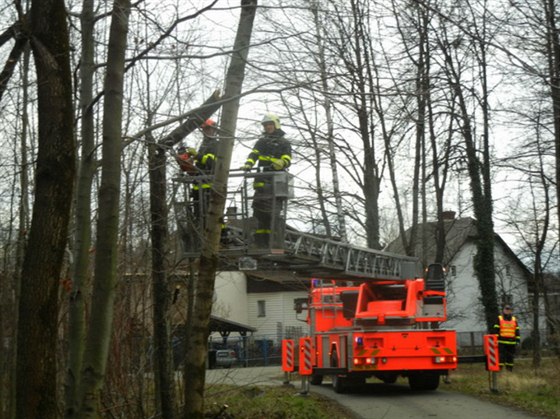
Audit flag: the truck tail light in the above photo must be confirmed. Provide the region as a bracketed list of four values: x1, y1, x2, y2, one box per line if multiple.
[354, 357, 375, 366]
[434, 356, 457, 364]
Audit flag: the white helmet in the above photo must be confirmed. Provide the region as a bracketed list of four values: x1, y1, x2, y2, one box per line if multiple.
[261, 113, 281, 130]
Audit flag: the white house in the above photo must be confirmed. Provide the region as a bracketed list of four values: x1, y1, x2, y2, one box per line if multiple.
[384, 214, 533, 347]
[210, 214, 536, 350]
[212, 271, 309, 344]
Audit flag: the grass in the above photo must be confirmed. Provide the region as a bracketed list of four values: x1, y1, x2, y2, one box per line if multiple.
[203, 358, 560, 418]
[204, 384, 356, 419]
[445, 357, 560, 419]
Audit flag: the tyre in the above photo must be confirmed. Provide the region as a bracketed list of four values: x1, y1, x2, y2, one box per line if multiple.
[408, 372, 440, 391]
[310, 374, 323, 385]
[332, 374, 346, 393]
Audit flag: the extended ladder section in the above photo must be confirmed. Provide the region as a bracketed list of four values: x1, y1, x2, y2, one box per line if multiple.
[172, 171, 421, 281]
[272, 229, 420, 280]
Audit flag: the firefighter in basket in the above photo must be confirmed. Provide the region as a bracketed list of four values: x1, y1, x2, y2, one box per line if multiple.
[175, 119, 219, 228]
[241, 113, 292, 247]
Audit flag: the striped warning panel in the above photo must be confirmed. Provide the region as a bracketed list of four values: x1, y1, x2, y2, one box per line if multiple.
[282, 339, 295, 372]
[483, 334, 500, 372]
[299, 337, 313, 375]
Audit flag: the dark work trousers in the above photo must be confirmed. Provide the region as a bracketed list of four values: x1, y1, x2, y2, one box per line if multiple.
[252, 183, 285, 247]
[190, 186, 212, 249]
[498, 342, 516, 371]
[192, 187, 211, 227]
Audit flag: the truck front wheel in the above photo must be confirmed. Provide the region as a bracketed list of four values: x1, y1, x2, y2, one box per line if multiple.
[310, 374, 323, 385]
[332, 374, 346, 393]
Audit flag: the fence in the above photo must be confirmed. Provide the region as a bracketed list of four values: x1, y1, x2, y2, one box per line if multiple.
[204, 331, 491, 367]
[456, 331, 485, 355]
[206, 334, 283, 368]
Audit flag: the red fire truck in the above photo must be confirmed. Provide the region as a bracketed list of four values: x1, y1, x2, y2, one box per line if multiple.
[284, 264, 457, 392]
[173, 172, 457, 391]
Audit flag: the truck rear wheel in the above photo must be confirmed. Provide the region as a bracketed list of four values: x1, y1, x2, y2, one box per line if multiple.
[310, 374, 323, 385]
[408, 372, 440, 391]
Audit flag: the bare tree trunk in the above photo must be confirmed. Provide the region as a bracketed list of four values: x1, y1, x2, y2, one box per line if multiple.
[65, 0, 95, 416]
[310, 0, 346, 241]
[442, 50, 498, 331]
[78, 1, 130, 416]
[148, 128, 175, 418]
[184, 1, 256, 417]
[418, 4, 449, 264]
[531, 144, 550, 367]
[16, 0, 75, 417]
[6, 35, 32, 419]
[7, 37, 31, 417]
[145, 90, 222, 418]
[544, 0, 560, 253]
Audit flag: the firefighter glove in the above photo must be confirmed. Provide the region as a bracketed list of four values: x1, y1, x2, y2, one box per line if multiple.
[187, 147, 197, 156]
[240, 163, 252, 171]
[271, 158, 286, 170]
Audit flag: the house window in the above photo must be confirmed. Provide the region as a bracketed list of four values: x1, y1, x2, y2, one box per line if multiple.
[449, 265, 457, 276]
[505, 265, 512, 277]
[257, 300, 266, 317]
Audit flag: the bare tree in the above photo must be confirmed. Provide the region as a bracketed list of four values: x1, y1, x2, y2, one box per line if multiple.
[184, 1, 257, 417]
[77, 1, 131, 416]
[542, 0, 560, 249]
[146, 91, 222, 419]
[431, 0, 499, 331]
[65, 0, 96, 415]
[15, 0, 76, 417]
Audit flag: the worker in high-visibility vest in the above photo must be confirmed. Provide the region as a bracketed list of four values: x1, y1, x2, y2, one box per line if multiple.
[493, 304, 521, 371]
[191, 119, 218, 226]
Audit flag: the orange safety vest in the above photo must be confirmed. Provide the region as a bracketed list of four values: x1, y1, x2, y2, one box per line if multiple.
[498, 315, 517, 339]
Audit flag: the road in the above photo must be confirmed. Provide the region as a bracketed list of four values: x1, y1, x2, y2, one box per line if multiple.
[206, 366, 544, 419]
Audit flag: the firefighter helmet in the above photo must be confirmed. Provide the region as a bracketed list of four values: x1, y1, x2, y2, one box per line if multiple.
[201, 118, 216, 129]
[261, 113, 281, 130]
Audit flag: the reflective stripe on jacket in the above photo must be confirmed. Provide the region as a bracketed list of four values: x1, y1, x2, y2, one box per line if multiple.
[244, 129, 292, 174]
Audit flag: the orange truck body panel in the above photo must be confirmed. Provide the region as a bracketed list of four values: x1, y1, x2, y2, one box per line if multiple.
[283, 265, 458, 388]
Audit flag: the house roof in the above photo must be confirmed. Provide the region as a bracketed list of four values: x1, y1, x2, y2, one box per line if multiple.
[384, 217, 477, 265]
[384, 217, 531, 278]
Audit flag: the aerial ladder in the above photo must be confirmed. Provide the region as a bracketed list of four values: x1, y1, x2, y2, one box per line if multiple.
[172, 170, 421, 282]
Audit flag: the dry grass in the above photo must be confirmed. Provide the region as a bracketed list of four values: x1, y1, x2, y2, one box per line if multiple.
[204, 384, 357, 419]
[446, 357, 560, 418]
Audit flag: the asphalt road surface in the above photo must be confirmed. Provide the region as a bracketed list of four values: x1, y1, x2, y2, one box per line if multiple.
[206, 366, 544, 419]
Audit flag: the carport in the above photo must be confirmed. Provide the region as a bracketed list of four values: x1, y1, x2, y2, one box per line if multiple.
[209, 314, 256, 341]
[172, 316, 255, 369]
[208, 315, 256, 368]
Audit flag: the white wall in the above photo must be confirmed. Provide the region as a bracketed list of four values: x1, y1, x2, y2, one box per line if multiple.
[247, 290, 309, 341]
[443, 242, 485, 333]
[443, 240, 531, 340]
[212, 271, 249, 324]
